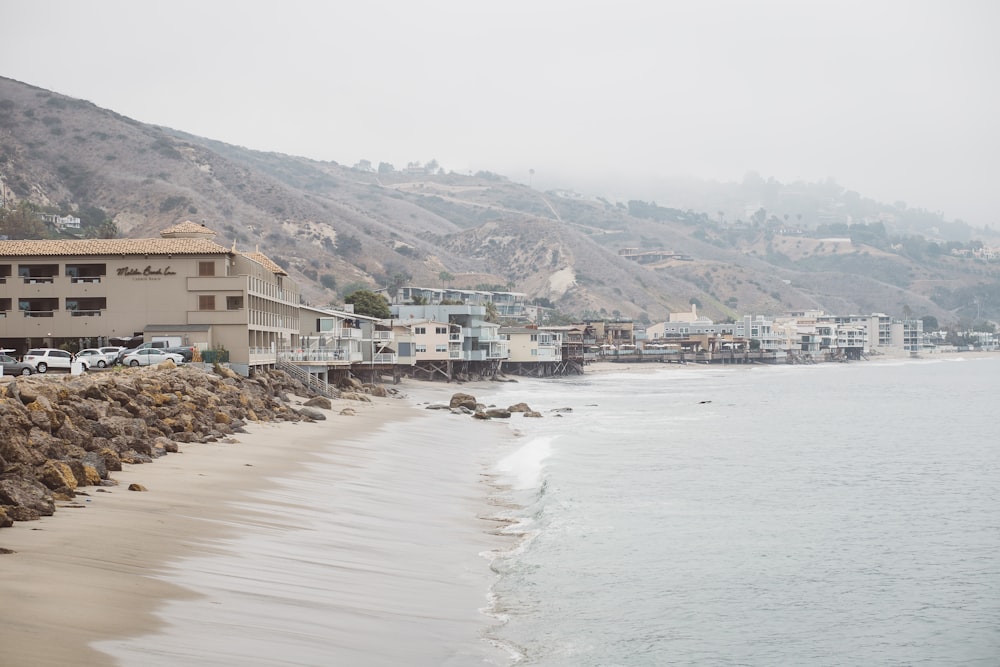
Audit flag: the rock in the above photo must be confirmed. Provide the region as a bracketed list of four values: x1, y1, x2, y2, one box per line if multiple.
[39, 460, 78, 491]
[550, 407, 573, 413]
[303, 396, 332, 410]
[424, 404, 451, 410]
[338, 376, 365, 392]
[0, 507, 12, 528]
[0, 477, 55, 517]
[366, 384, 388, 398]
[449, 392, 478, 410]
[508, 402, 533, 413]
[472, 410, 491, 420]
[484, 408, 511, 418]
[340, 391, 372, 403]
[296, 406, 327, 421]
[339, 407, 357, 416]
[523, 411, 543, 418]
[127, 483, 148, 492]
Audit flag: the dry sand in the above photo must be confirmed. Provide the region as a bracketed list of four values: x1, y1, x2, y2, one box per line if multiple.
[0, 395, 403, 667]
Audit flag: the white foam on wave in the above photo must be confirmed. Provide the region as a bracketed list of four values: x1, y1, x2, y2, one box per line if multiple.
[495, 436, 554, 491]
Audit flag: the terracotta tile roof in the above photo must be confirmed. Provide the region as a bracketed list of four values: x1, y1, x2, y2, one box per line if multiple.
[160, 220, 217, 236]
[0, 237, 231, 257]
[242, 250, 287, 276]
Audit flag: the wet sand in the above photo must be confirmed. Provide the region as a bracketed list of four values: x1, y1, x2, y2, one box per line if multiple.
[0, 396, 405, 666]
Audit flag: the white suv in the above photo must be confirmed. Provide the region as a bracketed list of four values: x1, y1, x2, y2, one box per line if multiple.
[23, 348, 88, 373]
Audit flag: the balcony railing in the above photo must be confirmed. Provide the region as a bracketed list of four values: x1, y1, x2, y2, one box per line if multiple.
[372, 331, 394, 341]
[23, 310, 54, 317]
[70, 276, 103, 284]
[23, 277, 55, 284]
[70, 309, 103, 317]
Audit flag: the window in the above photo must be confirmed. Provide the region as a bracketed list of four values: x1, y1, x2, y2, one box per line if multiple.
[414, 326, 426, 334]
[198, 261, 215, 277]
[227, 296, 244, 310]
[435, 326, 447, 334]
[199, 295, 216, 310]
[415, 344, 427, 353]
[530, 334, 538, 341]
[435, 344, 447, 353]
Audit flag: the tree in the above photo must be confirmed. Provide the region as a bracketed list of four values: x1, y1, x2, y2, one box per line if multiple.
[377, 162, 395, 175]
[484, 301, 500, 323]
[438, 270, 454, 287]
[344, 289, 391, 319]
[921, 315, 939, 332]
[0, 202, 48, 239]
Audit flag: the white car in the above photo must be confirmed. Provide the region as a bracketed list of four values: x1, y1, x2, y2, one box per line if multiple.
[120, 348, 184, 366]
[76, 348, 113, 368]
[23, 348, 88, 373]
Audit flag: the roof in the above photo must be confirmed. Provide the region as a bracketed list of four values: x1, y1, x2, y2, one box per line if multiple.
[242, 250, 287, 276]
[0, 237, 231, 257]
[160, 220, 218, 237]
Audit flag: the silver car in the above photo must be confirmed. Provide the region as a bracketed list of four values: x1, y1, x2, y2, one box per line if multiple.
[120, 348, 184, 366]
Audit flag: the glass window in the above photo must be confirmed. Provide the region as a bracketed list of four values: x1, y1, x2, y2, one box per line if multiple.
[199, 295, 216, 310]
[198, 261, 215, 277]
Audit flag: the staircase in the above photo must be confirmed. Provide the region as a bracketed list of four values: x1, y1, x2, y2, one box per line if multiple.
[275, 360, 337, 399]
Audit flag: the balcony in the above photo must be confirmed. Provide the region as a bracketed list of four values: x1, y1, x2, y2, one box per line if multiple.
[372, 330, 394, 341]
[23, 310, 54, 318]
[70, 309, 103, 317]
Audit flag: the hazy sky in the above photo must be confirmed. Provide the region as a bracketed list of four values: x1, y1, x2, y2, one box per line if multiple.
[3, 1, 999, 225]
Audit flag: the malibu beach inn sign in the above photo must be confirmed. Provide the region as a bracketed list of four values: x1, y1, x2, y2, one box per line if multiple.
[116, 265, 178, 280]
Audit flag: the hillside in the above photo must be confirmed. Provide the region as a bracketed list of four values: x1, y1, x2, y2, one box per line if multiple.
[1, 76, 998, 324]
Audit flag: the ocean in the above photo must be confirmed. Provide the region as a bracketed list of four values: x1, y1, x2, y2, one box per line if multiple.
[102, 356, 1000, 666]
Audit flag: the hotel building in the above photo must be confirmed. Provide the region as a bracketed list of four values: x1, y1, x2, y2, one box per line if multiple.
[0, 221, 300, 375]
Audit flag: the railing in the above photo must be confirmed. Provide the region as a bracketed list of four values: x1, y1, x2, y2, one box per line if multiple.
[23, 310, 54, 317]
[372, 331, 393, 341]
[71, 276, 103, 284]
[448, 333, 462, 341]
[282, 347, 350, 362]
[373, 352, 396, 364]
[70, 309, 103, 317]
[275, 360, 336, 398]
[23, 277, 55, 284]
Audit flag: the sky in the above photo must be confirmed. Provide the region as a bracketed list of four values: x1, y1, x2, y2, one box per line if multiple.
[3, 0, 999, 226]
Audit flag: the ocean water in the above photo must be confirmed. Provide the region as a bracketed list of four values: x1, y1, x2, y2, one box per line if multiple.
[102, 356, 1000, 666]
[483, 356, 1000, 666]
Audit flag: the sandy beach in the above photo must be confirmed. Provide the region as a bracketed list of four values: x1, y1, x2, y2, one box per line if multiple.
[0, 394, 408, 666]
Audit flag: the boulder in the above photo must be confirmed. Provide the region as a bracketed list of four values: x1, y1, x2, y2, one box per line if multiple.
[303, 396, 332, 410]
[523, 411, 543, 418]
[449, 392, 478, 410]
[508, 402, 533, 413]
[0, 477, 55, 517]
[484, 408, 512, 418]
[38, 460, 78, 491]
[296, 406, 327, 421]
[127, 483, 148, 492]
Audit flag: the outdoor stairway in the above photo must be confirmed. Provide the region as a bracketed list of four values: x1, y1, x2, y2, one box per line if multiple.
[275, 360, 337, 399]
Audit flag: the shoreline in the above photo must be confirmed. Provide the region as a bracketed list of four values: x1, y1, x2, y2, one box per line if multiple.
[0, 395, 404, 665]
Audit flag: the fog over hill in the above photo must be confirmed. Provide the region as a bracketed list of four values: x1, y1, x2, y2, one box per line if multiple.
[1, 76, 999, 324]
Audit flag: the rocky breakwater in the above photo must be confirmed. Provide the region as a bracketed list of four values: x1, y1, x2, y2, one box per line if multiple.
[0, 364, 318, 529]
[424, 392, 545, 419]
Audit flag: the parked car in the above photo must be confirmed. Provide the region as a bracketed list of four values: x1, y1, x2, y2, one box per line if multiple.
[128, 342, 196, 362]
[120, 348, 184, 366]
[0, 354, 35, 375]
[23, 348, 88, 373]
[76, 348, 113, 368]
[99, 346, 125, 362]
